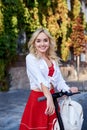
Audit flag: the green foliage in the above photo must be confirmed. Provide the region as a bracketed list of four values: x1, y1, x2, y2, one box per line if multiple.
[0, 2, 4, 32]
[0, 32, 17, 61]
[23, 0, 36, 8]
[0, 32, 17, 91]
[54, 0, 71, 60]
[71, 0, 81, 19]
[0, 59, 9, 91]
[0, 0, 85, 62]
[0, 0, 86, 90]
[0, 59, 5, 80]
[85, 22, 87, 32]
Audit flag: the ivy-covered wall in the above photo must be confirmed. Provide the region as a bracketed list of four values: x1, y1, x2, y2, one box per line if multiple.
[0, 0, 87, 91]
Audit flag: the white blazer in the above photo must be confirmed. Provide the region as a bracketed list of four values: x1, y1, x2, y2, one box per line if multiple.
[26, 54, 70, 91]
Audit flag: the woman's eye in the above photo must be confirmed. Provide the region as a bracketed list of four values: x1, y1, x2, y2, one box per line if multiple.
[36, 38, 49, 42]
[44, 39, 48, 42]
[36, 40, 40, 42]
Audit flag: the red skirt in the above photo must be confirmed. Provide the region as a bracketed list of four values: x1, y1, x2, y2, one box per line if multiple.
[19, 89, 60, 130]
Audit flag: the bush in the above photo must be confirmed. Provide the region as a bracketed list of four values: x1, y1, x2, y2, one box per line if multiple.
[0, 59, 9, 91]
[0, 32, 17, 91]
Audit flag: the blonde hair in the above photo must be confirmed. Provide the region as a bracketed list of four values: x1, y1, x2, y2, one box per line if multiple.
[28, 28, 58, 62]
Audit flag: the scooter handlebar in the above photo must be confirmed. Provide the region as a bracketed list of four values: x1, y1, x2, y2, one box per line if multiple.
[38, 91, 80, 102]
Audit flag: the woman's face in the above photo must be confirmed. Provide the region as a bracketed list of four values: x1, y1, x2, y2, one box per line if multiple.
[34, 32, 50, 55]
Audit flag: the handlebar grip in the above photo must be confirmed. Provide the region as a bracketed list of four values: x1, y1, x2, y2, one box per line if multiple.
[38, 96, 47, 102]
[66, 91, 80, 96]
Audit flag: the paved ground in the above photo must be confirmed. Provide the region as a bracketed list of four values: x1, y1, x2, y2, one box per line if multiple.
[0, 87, 87, 130]
[0, 89, 29, 130]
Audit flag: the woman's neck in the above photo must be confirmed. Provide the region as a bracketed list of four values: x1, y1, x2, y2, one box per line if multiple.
[37, 52, 47, 59]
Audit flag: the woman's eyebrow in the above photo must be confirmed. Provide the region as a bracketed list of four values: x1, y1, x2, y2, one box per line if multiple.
[36, 38, 41, 41]
[36, 38, 48, 40]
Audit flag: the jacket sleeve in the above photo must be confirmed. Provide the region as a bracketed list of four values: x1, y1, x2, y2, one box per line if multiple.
[51, 63, 70, 91]
[55, 64, 70, 91]
[26, 54, 49, 89]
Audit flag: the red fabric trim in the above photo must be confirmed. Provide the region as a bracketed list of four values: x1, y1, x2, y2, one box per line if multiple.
[48, 63, 54, 77]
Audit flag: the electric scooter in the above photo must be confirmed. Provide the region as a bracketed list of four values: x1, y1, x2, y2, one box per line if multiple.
[38, 91, 80, 130]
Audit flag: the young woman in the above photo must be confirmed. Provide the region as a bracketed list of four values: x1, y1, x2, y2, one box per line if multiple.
[19, 28, 78, 130]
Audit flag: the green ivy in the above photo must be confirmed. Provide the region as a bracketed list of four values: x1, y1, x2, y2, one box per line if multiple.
[0, 59, 9, 92]
[0, 0, 86, 91]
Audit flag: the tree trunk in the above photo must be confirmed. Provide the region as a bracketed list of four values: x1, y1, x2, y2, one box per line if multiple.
[76, 55, 80, 80]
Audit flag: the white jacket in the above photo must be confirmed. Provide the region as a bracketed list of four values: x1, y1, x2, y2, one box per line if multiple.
[26, 54, 70, 91]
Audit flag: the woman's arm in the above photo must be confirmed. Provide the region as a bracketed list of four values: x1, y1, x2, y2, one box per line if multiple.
[41, 83, 55, 115]
[56, 63, 78, 92]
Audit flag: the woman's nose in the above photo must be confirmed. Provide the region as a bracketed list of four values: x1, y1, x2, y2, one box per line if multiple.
[41, 41, 44, 45]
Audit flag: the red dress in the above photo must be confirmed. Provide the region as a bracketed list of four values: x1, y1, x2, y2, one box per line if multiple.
[19, 64, 59, 130]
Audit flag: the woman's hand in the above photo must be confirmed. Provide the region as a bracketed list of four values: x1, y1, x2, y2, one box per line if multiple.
[45, 95, 55, 115]
[70, 86, 78, 93]
[41, 83, 55, 116]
